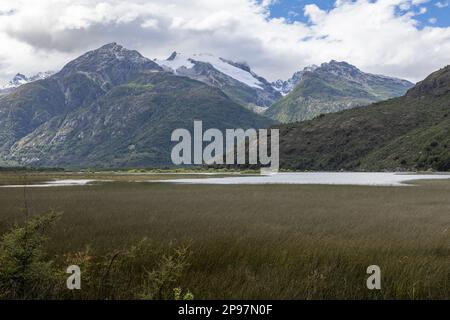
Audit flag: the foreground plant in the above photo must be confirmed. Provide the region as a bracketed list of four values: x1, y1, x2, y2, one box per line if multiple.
[0, 213, 193, 300]
[140, 245, 192, 300]
[0, 212, 62, 299]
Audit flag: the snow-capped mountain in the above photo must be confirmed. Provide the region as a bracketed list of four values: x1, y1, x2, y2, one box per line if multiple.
[0, 71, 54, 94]
[157, 52, 263, 88]
[155, 52, 281, 110]
[2, 73, 29, 89]
[272, 65, 318, 96]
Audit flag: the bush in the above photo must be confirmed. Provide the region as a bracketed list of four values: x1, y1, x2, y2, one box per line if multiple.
[0, 212, 63, 299]
[63, 239, 193, 300]
[139, 245, 191, 300]
[0, 213, 193, 300]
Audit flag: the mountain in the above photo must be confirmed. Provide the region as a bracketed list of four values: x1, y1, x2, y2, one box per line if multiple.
[265, 60, 414, 123]
[0, 43, 273, 167]
[0, 71, 54, 95]
[277, 65, 450, 171]
[272, 65, 318, 95]
[0, 43, 161, 155]
[155, 52, 281, 111]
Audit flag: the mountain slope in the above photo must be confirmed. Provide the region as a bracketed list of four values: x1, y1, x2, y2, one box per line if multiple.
[155, 52, 281, 111]
[0, 43, 162, 154]
[0, 44, 273, 167]
[266, 61, 414, 123]
[277, 65, 450, 171]
[9, 72, 273, 167]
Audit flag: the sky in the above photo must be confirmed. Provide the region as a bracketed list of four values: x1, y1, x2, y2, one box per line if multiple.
[0, 0, 449, 84]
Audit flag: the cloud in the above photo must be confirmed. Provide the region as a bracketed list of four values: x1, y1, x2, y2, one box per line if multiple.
[435, 1, 449, 8]
[0, 0, 449, 84]
[304, 4, 327, 23]
[418, 6, 427, 14]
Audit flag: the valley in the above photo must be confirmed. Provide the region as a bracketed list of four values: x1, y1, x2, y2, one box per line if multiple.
[0, 43, 448, 301]
[0, 171, 448, 299]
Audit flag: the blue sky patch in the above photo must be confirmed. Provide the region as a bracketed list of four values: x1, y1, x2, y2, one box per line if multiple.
[266, 0, 449, 27]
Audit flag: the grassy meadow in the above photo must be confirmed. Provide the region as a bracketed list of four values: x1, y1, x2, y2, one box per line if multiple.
[0, 172, 449, 299]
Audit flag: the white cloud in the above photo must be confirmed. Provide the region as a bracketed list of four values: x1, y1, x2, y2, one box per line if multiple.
[0, 0, 449, 84]
[304, 4, 327, 23]
[435, 1, 449, 8]
[428, 17, 437, 24]
[418, 6, 427, 14]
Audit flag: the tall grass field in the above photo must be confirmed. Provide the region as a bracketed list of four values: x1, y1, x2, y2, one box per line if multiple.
[0, 172, 448, 299]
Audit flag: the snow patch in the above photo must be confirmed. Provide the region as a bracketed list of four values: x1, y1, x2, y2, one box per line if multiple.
[1, 71, 54, 90]
[156, 52, 263, 89]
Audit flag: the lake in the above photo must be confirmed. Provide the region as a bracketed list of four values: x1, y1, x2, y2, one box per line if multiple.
[157, 172, 450, 186]
[2, 172, 450, 188]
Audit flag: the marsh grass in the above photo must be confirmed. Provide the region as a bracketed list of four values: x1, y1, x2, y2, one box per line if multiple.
[0, 173, 448, 299]
[0, 213, 192, 300]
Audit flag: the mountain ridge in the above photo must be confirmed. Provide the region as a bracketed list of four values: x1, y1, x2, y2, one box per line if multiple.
[0, 71, 54, 95]
[0, 43, 273, 167]
[155, 52, 281, 111]
[266, 60, 414, 123]
[1, 43, 444, 170]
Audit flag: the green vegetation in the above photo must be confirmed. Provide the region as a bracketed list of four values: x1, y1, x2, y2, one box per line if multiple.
[6, 72, 273, 168]
[0, 173, 448, 299]
[266, 74, 373, 123]
[0, 211, 62, 299]
[277, 66, 450, 171]
[265, 61, 412, 123]
[122, 82, 155, 90]
[0, 210, 192, 300]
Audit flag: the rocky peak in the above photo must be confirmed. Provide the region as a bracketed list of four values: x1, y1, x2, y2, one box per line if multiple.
[60, 43, 159, 72]
[57, 43, 162, 88]
[221, 59, 252, 73]
[99, 42, 119, 50]
[272, 64, 318, 95]
[167, 51, 178, 61]
[318, 60, 361, 78]
[1, 71, 54, 92]
[11, 73, 27, 84]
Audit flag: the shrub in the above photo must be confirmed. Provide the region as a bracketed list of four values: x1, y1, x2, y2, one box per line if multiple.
[139, 245, 192, 300]
[0, 212, 63, 299]
[0, 214, 193, 300]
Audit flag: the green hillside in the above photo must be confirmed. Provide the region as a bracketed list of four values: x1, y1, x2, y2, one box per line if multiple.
[266, 61, 413, 123]
[277, 65, 450, 171]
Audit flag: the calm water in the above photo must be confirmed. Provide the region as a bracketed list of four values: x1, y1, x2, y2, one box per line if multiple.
[0, 179, 97, 188]
[2, 173, 450, 188]
[158, 172, 450, 186]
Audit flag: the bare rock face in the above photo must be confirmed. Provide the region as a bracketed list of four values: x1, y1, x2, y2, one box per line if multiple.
[57, 43, 162, 90]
